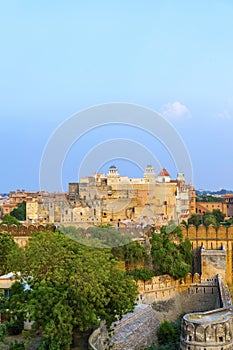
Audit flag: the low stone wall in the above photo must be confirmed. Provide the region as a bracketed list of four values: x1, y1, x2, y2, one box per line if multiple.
[88, 304, 159, 350]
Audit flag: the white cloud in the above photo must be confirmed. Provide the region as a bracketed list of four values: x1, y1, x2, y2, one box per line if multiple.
[160, 101, 191, 120]
[217, 109, 232, 120]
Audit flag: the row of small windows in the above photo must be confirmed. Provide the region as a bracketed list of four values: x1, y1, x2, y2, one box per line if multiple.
[188, 287, 214, 294]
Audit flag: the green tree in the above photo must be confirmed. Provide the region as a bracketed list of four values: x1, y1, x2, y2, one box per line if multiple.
[179, 238, 193, 268]
[112, 241, 148, 270]
[0, 232, 24, 276]
[147, 318, 182, 350]
[0, 215, 21, 227]
[203, 214, 218, 227]
[212, 209, 225, 224]
[19, 231, 137, 349]
[157, 320, 176, 345]
[10, 202, 26, 221]
[150, 225, 192, 279]
[1, 282, 26, 335]
[188, 214, 202, 227]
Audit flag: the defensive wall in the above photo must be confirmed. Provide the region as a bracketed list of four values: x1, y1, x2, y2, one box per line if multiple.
[180, 225, 233, 285]
[88, 273, 223, 350]
[137, 273, 221, 322]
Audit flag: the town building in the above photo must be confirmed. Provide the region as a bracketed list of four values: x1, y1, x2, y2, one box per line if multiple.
[195, 194, 233, 219]
[2, 189, 44, 217]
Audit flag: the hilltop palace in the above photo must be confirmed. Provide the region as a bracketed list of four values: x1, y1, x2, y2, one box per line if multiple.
[25, 165, 196, 226]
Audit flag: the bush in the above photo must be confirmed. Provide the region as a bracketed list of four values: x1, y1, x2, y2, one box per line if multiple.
[127, 268, 154, 281]
[157, 320, 176, 345]
[7, 317, 24, 336]
[8, 342, 25, 350]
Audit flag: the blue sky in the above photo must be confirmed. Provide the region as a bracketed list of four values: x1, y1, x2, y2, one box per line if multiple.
[1, 1, 233, 192]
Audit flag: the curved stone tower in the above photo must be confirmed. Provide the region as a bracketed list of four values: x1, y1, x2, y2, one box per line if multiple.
[180, 307, 233, 349]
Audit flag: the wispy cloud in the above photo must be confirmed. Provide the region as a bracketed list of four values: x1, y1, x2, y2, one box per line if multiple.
[217, 109, 232, 120]
[160, 101, 191, 120]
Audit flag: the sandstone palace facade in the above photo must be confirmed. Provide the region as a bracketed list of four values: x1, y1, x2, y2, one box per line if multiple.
[26, 166, 195, 227]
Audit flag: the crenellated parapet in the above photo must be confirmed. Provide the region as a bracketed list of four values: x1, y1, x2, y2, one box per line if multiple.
[180, 224, 233, 240]
[180, 224, 233, 284]
[136, 273, 219, 305]
[0, 224, 55, 236]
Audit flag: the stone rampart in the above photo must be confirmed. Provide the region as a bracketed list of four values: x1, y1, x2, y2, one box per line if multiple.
[88, 304, 159, 350]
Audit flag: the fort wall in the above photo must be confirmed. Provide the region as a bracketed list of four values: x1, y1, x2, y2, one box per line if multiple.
[181, 225, 233, 285]
[137, 274, 220, 321]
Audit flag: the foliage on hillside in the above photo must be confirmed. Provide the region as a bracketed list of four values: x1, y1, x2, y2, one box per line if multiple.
[150, 224, 192, 279]
[126, 267, 155, 281]
[196, 195, 222, 202]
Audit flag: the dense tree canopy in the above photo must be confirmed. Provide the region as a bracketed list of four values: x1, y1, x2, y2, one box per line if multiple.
[14, 231, 138, 349]
[0, 232, 24, 276]
[150, 225, 192, 279]
[187, 213, 202, 227]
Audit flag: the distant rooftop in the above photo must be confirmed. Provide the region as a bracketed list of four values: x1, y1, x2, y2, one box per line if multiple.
[158, 168, 170, 177]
